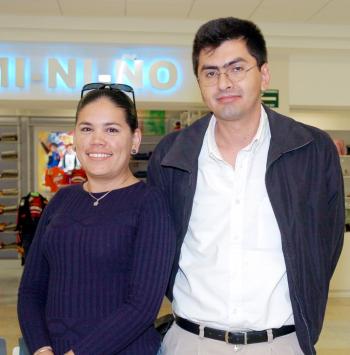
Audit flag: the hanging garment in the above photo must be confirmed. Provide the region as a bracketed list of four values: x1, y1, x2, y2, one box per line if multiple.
[16, 192, 48, 264]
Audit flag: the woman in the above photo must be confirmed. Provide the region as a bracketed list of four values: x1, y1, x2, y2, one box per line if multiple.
[18, 83, 175, 355]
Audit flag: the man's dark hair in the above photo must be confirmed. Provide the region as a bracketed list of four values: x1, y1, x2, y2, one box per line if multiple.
[192, 17, 267, 77]
[75, 89, 138, 132]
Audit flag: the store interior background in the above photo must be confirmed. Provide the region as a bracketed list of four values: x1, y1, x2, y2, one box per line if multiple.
[1, 0, 350, 354]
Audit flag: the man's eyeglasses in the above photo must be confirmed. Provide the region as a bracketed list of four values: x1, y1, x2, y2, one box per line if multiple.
[80, 82, 137, 114]
[198, 64, 257, 87]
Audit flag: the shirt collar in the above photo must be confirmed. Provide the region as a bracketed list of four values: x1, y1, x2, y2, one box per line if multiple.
[207, 105, 269, 161]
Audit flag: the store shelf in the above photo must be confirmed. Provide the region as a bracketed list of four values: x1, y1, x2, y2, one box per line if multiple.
[0, 229, 17, 233]
[0, 125, 20, 260]
[0, 249, 18, 259]
[0, 160, 18, 164]
[0, 234, 17, 244]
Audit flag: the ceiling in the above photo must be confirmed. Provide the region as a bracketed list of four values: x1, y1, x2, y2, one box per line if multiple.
[0, 0, 349, 25]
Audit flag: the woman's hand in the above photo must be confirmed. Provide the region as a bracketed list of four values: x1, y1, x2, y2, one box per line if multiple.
[64, 350, 75, 355]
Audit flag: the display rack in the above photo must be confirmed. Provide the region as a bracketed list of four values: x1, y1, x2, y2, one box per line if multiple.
[130, 135, 163, 180]
[0, 126, 20, 259]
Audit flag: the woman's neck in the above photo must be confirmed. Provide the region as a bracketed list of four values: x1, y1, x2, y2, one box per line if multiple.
[84, 170, 138, 193]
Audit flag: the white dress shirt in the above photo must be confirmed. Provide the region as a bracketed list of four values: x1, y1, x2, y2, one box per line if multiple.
[172, 107, 294, 331]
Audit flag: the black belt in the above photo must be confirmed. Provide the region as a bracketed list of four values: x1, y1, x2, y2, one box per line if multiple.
[175, 316, 295, 345]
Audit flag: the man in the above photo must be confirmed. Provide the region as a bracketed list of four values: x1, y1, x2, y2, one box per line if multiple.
[148, 17, 344, 355]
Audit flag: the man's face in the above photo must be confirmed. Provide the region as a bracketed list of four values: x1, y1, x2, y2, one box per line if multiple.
[197, 39, 270, 122]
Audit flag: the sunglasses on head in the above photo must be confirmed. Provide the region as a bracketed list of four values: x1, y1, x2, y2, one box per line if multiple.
[80, 82, 137, 117]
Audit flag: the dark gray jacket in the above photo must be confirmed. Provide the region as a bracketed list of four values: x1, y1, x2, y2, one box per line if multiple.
[147, 106, 344, 355]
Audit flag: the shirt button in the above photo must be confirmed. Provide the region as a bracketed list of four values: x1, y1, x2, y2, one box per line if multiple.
[235, 199, 240, 204]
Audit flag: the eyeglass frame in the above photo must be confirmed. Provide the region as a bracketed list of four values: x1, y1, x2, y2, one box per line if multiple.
[80, 82, 137, 116]
[198, 62, 258, 87]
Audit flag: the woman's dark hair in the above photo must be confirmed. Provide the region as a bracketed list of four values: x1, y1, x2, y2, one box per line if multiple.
[192, 17, 267, 77]
[75, 89, 138, 132]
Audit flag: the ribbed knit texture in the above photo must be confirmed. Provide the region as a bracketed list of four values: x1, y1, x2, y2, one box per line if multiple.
[18, 182, 175, 355]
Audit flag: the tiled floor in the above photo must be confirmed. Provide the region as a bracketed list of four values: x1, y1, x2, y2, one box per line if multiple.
[0, 259, 349, 354]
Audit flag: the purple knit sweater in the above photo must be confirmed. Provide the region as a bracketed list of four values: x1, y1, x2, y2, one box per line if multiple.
[18, 182, 175, 355]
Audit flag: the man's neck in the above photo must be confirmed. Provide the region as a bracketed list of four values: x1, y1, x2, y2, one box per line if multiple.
[214, 108, 262, 166]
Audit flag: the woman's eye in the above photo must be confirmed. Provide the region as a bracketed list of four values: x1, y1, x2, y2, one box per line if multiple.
[80, 127, 91, 133]
[106, 127, 119, 134]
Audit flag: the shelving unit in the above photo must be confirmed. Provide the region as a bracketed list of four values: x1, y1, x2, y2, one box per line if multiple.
[0, 126, 20, 259]
[130, 135, 163, 180]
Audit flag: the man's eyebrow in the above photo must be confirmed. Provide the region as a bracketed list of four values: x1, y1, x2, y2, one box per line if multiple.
[200, 57, 248, 71]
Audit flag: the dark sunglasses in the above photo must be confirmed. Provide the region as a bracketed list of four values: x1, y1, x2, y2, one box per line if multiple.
[80, 82, 137, 114]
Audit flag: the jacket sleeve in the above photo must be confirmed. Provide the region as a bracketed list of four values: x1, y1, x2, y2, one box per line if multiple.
[147, 137, 169, 192]
[70, 188, 176, 355]
[325, 138, 345, 276]
[17, 195, 59, 353]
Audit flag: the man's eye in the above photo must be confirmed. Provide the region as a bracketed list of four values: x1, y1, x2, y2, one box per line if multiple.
[230, 65, 244, 73]
[205, 70, 218, 78]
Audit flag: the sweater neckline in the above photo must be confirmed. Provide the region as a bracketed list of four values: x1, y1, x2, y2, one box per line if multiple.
[79, 180, 143, 196]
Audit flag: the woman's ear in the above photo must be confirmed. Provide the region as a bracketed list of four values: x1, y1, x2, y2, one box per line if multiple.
[131, 128, 142, 154]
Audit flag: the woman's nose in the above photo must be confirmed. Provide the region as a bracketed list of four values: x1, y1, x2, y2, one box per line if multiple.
[91, 130, 105, 144]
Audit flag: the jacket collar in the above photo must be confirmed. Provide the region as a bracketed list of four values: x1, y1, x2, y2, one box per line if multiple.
[265, 105, 314, 166]
[161, 105, 314, 171]
[161, 113, 211, 172]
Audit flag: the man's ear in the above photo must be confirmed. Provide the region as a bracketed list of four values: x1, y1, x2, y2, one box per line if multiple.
[260, 63, 270, 91]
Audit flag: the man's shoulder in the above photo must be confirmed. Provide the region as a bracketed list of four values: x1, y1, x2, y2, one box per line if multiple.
[267, 107, 333, 144]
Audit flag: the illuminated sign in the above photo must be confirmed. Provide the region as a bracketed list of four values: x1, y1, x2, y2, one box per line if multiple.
[0, 55, 182, 95]
[262, 89, 279, 108]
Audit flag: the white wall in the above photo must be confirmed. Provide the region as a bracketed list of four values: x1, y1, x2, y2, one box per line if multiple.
[290, 109, 350, 131]
[289, 50, 350, 109]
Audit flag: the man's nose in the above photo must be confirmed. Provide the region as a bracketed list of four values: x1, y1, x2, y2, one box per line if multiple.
[217, 71, 233, 90]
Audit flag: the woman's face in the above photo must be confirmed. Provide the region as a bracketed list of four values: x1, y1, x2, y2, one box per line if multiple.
[74, 97, 141, 184]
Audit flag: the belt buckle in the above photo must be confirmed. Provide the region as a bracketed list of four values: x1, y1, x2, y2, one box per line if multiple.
[225, 331, 248, 345]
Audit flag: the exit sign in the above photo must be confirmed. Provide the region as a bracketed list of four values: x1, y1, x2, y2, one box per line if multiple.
[262, 89, 279, 108]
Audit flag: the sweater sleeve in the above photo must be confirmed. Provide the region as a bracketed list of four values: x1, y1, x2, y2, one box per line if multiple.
[71, 187, 176, 354]
[17, 192, 61, 354]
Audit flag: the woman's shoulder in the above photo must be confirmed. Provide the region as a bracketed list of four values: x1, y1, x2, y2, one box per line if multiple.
[45, 184, 83, 207]
[134, 182, 168, 209]
[129, 180, 162, 195]
[52, 184, 83, 198]
[120, 181, 166, 207]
